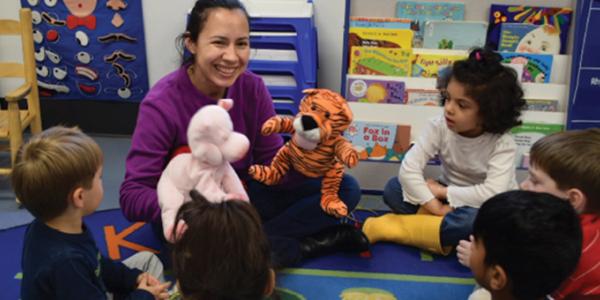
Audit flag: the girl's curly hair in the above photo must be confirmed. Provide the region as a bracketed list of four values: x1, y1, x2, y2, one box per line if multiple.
[437, 47, 526, 134]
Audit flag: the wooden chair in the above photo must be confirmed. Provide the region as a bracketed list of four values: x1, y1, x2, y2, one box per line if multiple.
[0, 8, 42, 175]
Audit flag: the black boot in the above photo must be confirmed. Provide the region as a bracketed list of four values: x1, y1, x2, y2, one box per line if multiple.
[300, 224, 370, 259]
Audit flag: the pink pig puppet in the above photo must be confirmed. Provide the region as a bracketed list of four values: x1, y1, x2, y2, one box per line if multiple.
[157, 99, 250, 242]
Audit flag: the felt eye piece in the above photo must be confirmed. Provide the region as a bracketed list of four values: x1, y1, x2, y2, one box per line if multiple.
[53, 67, 67, 80]
[33, 29, 43, 44]
[44, 0, 57, 7]
[76, 51, 92, 64]
[36, 65, 49, 77]
[35, 47, 45, 62]
[45, 49, 61, 64]
[118, 87, 131, 99]
[76, 31, 89, 47]
[32, 11, 42, 24]
[28, 0, 39, 6]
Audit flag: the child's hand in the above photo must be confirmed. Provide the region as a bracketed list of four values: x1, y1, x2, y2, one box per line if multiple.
[456, 235, 474, 268]
[136, 273, 171, 300]
[426, 179, 447, 199]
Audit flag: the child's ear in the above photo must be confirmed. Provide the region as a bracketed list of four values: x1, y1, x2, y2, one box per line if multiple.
[566, 188, 587, 213]
[264, 268, 276, 297]
[488, 264, 508, 291]
[70, 187, 85, 209]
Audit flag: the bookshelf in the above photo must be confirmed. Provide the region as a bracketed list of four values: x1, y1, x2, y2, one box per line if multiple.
[341, 0, 577, 191]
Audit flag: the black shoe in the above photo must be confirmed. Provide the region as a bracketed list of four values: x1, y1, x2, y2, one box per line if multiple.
[300, 224, 370, 259]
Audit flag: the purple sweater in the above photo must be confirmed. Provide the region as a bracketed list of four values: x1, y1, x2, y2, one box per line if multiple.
[120, 65, 283, 222]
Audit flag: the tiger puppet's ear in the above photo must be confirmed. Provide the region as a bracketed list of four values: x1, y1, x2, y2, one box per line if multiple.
[301, 88, 353, 129]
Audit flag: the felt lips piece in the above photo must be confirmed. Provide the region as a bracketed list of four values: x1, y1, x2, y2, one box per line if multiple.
[78, 83, 98, 94]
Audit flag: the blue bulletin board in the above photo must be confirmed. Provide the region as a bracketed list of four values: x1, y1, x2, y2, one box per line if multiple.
[567, 0, 600, 129]
[20, 0, 149, 101]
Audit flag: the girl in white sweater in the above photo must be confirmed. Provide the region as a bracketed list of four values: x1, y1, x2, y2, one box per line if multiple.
[363, 48, 526, 254]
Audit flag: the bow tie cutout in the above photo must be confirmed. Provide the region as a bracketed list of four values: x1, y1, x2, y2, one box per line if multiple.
[66, 15, 97, 30]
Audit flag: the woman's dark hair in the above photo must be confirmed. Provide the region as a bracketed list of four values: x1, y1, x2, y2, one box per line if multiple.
[177, 0, 250, 66]
[437, 47, 526, 134]
[172, 190, 272, 300]
[473, 190, 582, 300]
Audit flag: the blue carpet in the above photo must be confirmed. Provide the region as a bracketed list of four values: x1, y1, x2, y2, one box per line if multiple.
[0, 209, 475, 300]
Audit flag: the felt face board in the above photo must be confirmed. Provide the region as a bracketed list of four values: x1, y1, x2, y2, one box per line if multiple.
[21, 0, 149, 101]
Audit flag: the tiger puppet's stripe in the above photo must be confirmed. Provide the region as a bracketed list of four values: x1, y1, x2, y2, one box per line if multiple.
[248, 89, 359, 217]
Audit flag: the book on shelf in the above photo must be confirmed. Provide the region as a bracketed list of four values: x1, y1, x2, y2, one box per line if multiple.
[349, 16, 412, 29]
[502, 63, 524, 82]
[348, 27, 413, 50]
[498, 23, 561, 54]
[511, 123, 563, 169]
[524, 99, 560, 112]
[404, 88, 442, 106]
[500, 52, 553, 83]
[349, 46, 412, 77]
[411, 49, 467, 77]
[346, 76, 405, 104]
[423, 20, 488, 50]
[344, 120, 412, 162]
[487, 4, 573, 54]
[395, 0, 465, 48]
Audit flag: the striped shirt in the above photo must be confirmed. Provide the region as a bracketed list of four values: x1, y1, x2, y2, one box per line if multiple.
[552, 214, 600, 299]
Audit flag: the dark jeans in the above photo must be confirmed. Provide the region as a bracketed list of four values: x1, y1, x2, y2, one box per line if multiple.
[383, 177, 477, 247]
[248, 174, 361, 266]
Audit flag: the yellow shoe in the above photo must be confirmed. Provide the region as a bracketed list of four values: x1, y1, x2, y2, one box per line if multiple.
[362, 213, 451, 255]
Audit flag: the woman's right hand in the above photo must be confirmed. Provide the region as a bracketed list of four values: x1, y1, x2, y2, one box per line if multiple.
[422, 198, 453, 216]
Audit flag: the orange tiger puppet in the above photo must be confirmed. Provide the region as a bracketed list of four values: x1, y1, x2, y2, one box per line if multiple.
[249, 89, 359, 217]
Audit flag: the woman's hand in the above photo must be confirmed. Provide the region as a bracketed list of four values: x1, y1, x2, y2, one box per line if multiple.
[422, 198, 453, 216]
[426, 179, 448, 199]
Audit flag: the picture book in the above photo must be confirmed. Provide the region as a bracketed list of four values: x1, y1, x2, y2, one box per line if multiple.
[349, 16, 412, 29]
[344, 121, 412, 162]
[423, 20, 488, 50]
[511, 123, 563, 169]
[487, 4, 573, 54]
[502, 63, 524, 82]
[411, 49, 467, 77]
[498, 23, 561, 54]
[348, 27, 413, 50]
[395, 1, 465, 48]
[500, 52, 553, 83]
[349, 47, 412, 77]
[404, 89, 442, 106]
[346, 76, 405, 104]
[524, 99, 560, 112]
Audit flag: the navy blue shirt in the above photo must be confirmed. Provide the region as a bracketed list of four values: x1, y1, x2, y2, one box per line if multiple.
[20, 219, 153, 300]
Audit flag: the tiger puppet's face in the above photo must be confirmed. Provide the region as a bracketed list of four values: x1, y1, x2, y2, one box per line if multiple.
[292, 88, 353, 150]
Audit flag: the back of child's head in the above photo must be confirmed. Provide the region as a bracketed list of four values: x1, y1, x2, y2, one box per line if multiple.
[473, 190, 582, 300]
[530, 128, 600, 213]
[11, 126, 103, 222]
[437, 47, 526, 134]
[172, 190, 271, 300]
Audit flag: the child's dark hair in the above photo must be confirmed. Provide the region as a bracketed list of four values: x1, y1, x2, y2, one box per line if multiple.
[172, 190, 272, 300]
[177, 0, 250, 66]
[530, 128, 600, 213]
[473, 190, 582, 300]
[438, 47, 526, 134]
[11, 126, 103, 222]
